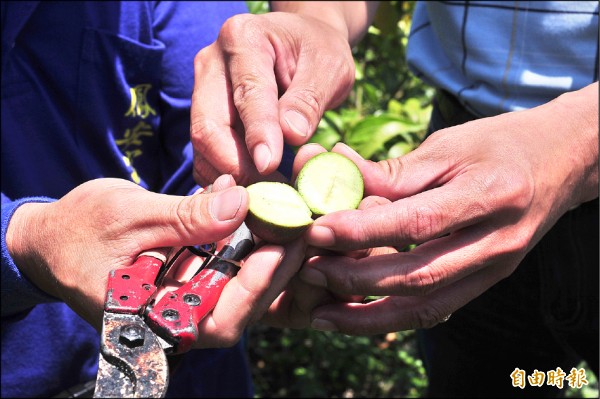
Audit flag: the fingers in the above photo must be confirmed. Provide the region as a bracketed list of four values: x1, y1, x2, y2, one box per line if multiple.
[191, 45, 252, 186]
[304, 154, 532, 251]
[358, 195, 392, 210]
[307, 261, 511, 336]
[193, 238, 307, 348]
[190, 42, 297, 186]
[262, 276, 335, 330]
[191, 15, 283, 182]
[276, 33, 355, 147]
[246, 239, 308, 322]
[220, 15, 285, 176]
[192, 12, 356, 183]
[300, 217, 528, 298]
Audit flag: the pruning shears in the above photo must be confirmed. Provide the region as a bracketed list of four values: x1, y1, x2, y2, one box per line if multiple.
[92, 190, 254, 398]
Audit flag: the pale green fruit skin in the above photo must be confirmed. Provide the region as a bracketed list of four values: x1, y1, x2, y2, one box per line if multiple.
[295, 152, 364, 216]
[245, 182, 313, 244]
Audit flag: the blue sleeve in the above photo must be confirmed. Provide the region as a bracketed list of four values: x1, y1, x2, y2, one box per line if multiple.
[1, 193, 60, 317]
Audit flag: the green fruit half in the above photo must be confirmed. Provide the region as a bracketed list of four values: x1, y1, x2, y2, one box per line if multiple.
[245, 181, 314, 244]
[295, 152, 364, 216]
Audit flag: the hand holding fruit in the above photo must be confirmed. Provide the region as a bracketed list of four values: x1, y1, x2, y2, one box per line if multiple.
[292, 83, 598, 335]
[245, 151, 364, 244]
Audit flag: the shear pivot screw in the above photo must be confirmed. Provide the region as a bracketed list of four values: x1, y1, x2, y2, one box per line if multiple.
[162, 309, 180, 321]
[119, 324, 145, 348]
[183, 294, 201, 306]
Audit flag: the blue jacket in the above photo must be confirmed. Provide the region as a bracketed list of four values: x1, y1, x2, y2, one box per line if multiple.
[1, 2, 291, 397]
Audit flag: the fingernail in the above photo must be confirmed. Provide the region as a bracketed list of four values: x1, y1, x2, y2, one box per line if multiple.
[311, 318, 338, 332]
[299, 268, 327, 288]
[210, 187, 243, 221]
[253, 143, 272, 173]
[284, 110, 309, 138]
[307, 226, 335, 247]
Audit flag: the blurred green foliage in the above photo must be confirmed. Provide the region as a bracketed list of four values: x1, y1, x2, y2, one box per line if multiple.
[244, 1, 598, 398]
[248, 326, 427, 398]
[312, 1, 433, 160]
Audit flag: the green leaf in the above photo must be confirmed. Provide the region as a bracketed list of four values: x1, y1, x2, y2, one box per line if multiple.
[387, 141, 415, 158]
[245, 0, 269, 14]
[345, 114, 421, 159]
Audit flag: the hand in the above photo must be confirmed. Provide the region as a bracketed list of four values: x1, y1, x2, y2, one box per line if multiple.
[190, 10, 357, 186]
[259, 184, 396, 331]
[293, 83, 598, 335]
[173, 233, 310, 348]
[5, 175, 305, 348]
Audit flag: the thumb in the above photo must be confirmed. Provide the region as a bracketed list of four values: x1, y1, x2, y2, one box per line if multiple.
[131, 186, 249, 249]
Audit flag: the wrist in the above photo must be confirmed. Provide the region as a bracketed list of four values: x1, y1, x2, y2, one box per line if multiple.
[549, 82, 599, 206]
[270, 1, 379, 45]
[6, 202, 61, 300]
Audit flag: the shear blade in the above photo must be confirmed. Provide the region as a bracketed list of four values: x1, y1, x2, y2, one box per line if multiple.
[93, 313, 169, 398]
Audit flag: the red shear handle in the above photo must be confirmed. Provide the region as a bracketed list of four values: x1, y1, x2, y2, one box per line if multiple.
[146, 223, 254, 354]
[104, 252, 166, 314]
[145, 260, 238, 354]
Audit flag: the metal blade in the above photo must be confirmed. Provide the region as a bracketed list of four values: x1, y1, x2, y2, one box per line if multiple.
[93, 313, 169, 398]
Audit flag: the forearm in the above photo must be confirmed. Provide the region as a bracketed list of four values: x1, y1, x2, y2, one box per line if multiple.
[270, 1, 380, 46]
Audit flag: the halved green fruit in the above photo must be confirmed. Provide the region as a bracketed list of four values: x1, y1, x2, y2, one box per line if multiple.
[245, 151, 364, 244]
[295, 152, 364, 216]
[245, 181, 314, 244]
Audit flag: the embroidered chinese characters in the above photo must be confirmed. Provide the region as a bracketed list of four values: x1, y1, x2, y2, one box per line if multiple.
[116, 84, 157, 184]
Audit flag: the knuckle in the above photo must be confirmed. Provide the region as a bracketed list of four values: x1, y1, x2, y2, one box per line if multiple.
[288, 87, 323, 118]
[232, 76, 265, 110]
[349, 222, 374, 248]
[193, 46, 210, 65]
[377, 158, 404, 183]
[216, 328, 243, 348]
[504, 171, 535, 211]
[323, 41, 355, 90]
[476, 166, 534, 213]
[339, 58, 356, 92]
[505, 231, 531, 255]
[190, 116, 220, 144]
[219, 14, 256, 45]
[329, 258, 362, 294]
[400, 266, 440, 296]
[371, 158, 406, 197]
[173, 196, 198, 240]
[402, 203, 444, 244]
[314, 257, 369, 296]
[410, 303, 451, 329]
[494, 229, 533, 263]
